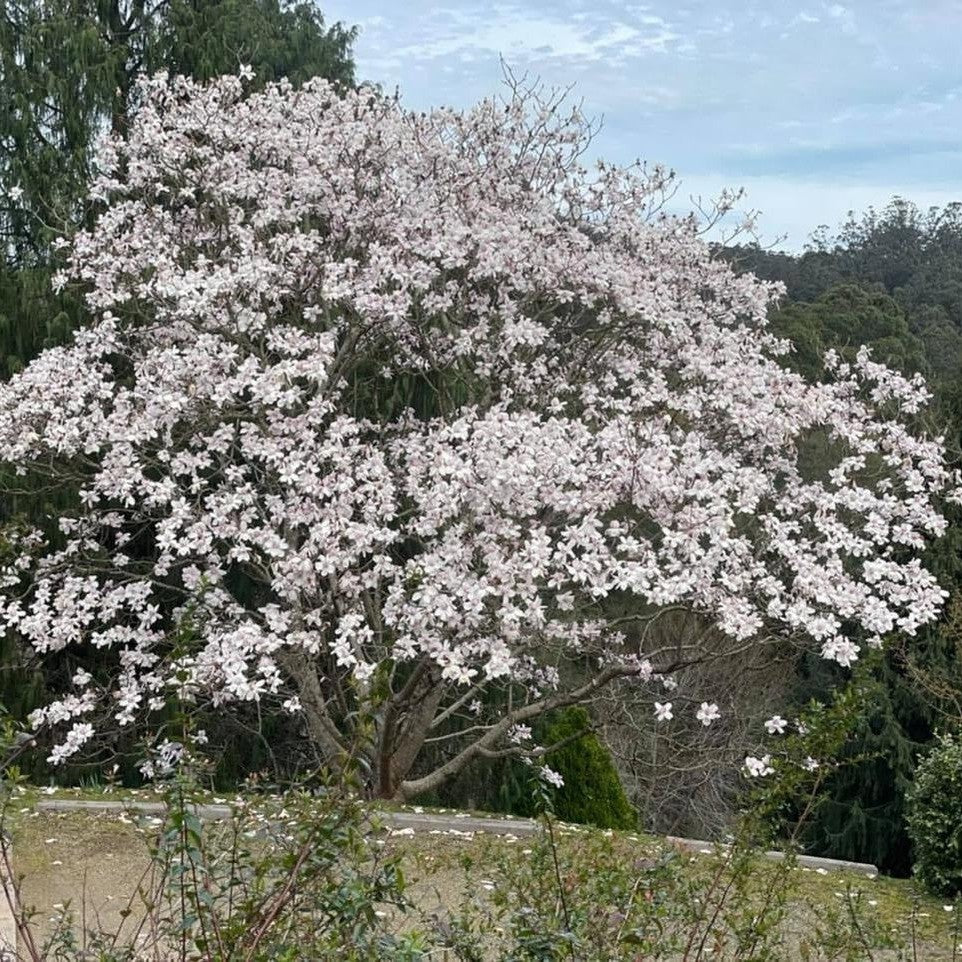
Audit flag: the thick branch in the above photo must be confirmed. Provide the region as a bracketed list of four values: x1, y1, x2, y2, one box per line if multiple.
[277, 650, 350, 766]
[396, 664, 633, 800]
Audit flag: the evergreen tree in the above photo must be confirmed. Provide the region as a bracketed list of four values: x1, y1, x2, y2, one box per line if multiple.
[767, 282, 924, 381]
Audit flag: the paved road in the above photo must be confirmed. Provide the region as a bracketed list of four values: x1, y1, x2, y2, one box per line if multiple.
[34, 798, 878, 875]
[36, 797, 539, 836]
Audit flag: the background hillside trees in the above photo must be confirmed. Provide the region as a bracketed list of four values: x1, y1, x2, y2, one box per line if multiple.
[724, 199, 962, 873]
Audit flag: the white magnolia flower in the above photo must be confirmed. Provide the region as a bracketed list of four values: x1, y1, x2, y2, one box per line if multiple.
[696, 702, 720, 726]
[507, 724, 532, 744]
[353, 661, 376, 682]
[540, 766, 564, 788]
[556, 592, 575, 611]
[654, 701, 673, 722]
[764, 715, 788, 735]
[72, 668, 92, 688]
[47, 721, 94, 766]
[743, 754, 774, 777]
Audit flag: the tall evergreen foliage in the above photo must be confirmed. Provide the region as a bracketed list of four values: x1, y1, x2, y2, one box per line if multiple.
[726, 199, 962, 874]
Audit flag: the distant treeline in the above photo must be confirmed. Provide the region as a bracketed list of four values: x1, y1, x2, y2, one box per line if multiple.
[722, 200, 962, 874]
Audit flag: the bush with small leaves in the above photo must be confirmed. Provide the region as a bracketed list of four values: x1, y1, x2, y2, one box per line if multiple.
[15, 773, 428, 962]
[907, 733, 962, 896]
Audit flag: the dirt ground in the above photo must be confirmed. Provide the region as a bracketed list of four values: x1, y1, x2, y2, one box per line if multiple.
[15, 810, 154, 948]
[5, 800, 961, 960]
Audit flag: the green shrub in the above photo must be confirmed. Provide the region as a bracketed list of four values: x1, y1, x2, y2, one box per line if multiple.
[421, 706, 635, 829]
[538, 707, 637, 829]
[435, 817, 845, 961]
[485, 707, 636, 830]
[31, 777, 427, 961]
[906, 733, 962, 895]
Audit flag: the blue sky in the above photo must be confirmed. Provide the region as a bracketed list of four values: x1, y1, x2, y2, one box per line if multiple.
[319, 0, 962, 250]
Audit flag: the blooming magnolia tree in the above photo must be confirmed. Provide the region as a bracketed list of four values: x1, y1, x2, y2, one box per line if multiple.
[0, 71, 954, 798]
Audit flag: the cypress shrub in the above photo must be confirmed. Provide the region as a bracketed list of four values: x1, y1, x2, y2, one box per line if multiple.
[487, 707, 636, 830]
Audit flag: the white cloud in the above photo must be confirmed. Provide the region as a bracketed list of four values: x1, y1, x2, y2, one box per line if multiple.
[386, 5, 680, 65]
[824, 3, 858, 35]
[322, 0, 962, 245]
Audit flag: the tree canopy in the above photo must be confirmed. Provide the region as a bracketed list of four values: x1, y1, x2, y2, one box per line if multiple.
[0, 73, 953, 800]
[0, 0, 355, 372]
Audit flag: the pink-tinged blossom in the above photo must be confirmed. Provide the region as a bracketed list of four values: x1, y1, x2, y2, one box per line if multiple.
[0, 71, 955, 789]
[764, 715, 788, 735]
[47, 722, 94, 765]
[696, 702, 721, 726]
[71, 668, 92, 688]
[508, 724, 532, 744]
[654, 702, 674, 722]
[540, 766, 564, 789]
[139, 739, 184, 779]
[743, 755, 774, 778]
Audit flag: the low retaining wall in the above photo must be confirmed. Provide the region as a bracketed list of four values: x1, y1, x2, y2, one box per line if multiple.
[664, 835, 878, 877]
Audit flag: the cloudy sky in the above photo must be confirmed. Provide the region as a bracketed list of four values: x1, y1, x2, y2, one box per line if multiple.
[320, 0, 962, 250]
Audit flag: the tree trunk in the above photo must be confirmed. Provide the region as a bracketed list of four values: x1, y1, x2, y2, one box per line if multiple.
[376, 665, 444, 799]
